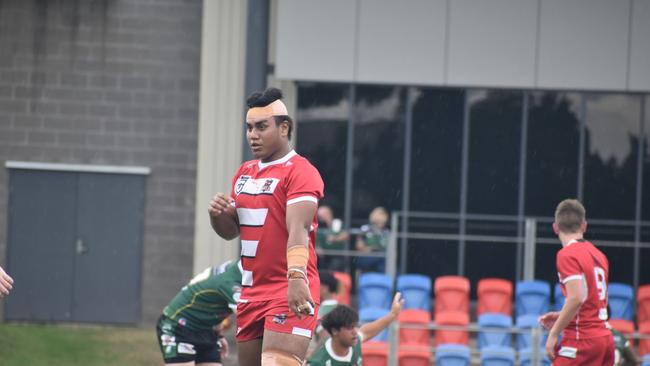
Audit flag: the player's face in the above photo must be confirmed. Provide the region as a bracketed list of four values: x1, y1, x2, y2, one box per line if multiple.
[333, 324, 360, 348]
[245, 117, 286, 160]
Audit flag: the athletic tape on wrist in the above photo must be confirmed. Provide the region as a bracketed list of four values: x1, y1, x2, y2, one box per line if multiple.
[287, 245, 309, 269]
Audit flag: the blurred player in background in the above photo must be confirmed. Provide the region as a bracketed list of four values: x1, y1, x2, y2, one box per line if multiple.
[208, 87, 324, 366]
[538, 199, 614, 365]
[156, 260, 242, 366]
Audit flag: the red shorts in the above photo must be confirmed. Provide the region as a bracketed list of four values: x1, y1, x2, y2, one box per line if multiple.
[235, 298, 319, 342]
[553, 334, 614, 366]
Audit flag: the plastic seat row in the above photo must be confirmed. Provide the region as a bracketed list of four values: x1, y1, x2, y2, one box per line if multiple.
[361, 343, 550, 366]
[360, 274, 650, 322]
[358, 272, 432, 311]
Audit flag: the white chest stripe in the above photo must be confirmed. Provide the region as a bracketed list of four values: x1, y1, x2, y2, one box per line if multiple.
[237, 208, 268, 226]
[241, 240, 259, 257]
[242, 270, 253, 287]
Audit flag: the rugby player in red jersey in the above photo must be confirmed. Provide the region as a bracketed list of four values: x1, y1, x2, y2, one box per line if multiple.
[208, 88, 324, 366]
[539, 199, 615, 365]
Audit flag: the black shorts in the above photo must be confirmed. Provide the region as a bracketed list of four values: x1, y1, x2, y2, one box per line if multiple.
[156, 315, 222, 364]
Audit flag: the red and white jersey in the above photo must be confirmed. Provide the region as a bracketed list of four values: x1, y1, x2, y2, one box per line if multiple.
[230, 150, 324, 303]
[556, 239, 610, 340]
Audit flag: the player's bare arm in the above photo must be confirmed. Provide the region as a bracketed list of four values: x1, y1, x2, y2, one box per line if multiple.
[208, 192, 239, 240]
[360, 292, 404, 341]
[545, 279, 583, 360]
[286, 200, 317, 319]
[538, 311, 560, 330]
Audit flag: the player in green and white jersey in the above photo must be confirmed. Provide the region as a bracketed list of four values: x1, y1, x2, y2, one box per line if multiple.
[307, 293, 404, 366]
[156, 260, 242, 366]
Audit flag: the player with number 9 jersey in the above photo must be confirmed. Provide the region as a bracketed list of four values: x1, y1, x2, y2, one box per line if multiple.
[556, 239, 611, 340]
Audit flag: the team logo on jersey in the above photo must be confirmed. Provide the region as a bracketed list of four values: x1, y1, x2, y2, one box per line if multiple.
[261, 179, 274, 193]
[234, 176, 280, 196]
[235, 176, 251, 194]
[272, 313, 287, 325]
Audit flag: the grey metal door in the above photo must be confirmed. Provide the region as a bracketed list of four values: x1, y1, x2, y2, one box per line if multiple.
[72, 173, 144, 324]
[5, 170, 78, 321]
[5, 169, 145, 324]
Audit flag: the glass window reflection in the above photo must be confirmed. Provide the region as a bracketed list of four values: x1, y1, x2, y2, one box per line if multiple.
[351, 85, 406, 226]
[296, 83, 349, 217]
[409, 88, 464, 213]
[467, 90, 523, 215]
[583, 94, 640, 220]
[525, 92, 582, 216]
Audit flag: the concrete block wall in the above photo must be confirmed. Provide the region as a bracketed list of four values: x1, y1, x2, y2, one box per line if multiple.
[0, 0, 202, 324]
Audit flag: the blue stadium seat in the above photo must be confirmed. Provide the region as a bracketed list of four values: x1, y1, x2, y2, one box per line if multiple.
[516, 315, 548, 351]
[359, 307, 390, 342]
[435, 344, 471, 366]
[608, 282, 634, 321]
[479, 346, 515, 366]
[642, 354, 650, 366]
[359, 272, 393, 309]
[478, 313, 513, 349]
[519, 348, 551, 366]
[516, 280, 550, 317]
[554, 282, 565, 311]
[397, 274, 431, 311]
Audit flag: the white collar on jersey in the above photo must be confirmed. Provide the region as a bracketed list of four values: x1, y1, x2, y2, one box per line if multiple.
[566, 238, 585, 247]
[325, 338, 353, 362]
[321, 299, 339, 306]
[258, 149, 297, 170]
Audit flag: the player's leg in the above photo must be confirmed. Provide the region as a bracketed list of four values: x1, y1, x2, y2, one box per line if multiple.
[238, 338, 263, 366]
[236, 301, 267, 366]
[261, 330, 311, 365]
[260, 299, 319, 365]
[194, 329, 224, 366]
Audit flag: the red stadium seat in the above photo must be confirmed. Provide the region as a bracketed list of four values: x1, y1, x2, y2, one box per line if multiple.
[639, 322, 650, 356]
[609, 319, 635, 347]
[638, 285, 650, 324]
[333, 271, 352, 306]
[434, 311, 469, 345]
[398, 347, 431, 366]
[362, 341, 388, 366]
[398, 309, 431, 346]
[477, 278, 513, 316]
[435, 276, 470, 316]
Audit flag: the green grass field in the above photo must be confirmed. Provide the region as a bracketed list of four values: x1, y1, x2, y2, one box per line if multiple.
[0, 323, 161, 366]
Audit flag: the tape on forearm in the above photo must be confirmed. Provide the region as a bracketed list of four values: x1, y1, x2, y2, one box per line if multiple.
[287, 245, 309, 269]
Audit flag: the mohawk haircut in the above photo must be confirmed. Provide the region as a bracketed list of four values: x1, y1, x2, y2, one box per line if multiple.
[246, 87, 293, 139]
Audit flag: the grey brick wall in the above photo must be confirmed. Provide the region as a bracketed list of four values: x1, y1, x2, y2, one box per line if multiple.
[0, 0, 201, 324]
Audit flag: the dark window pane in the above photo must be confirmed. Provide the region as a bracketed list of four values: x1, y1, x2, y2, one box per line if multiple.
[534, 222, 561, 285]
[467, 90, 522, 215]
[643, 96, 650, 223]
[407, 239, 459, 279]
[296, 83, 349, 217]
[409, 88, 464, 213]
[405, 212, 461, 276]
[583, 94, 640, 220]
[351, 85, 405, 226]
[526, 92, 582, 216]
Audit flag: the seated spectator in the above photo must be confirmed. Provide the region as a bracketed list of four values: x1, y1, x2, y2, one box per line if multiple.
[316, 205, 349, 271]
[355, 207, 390, 273]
